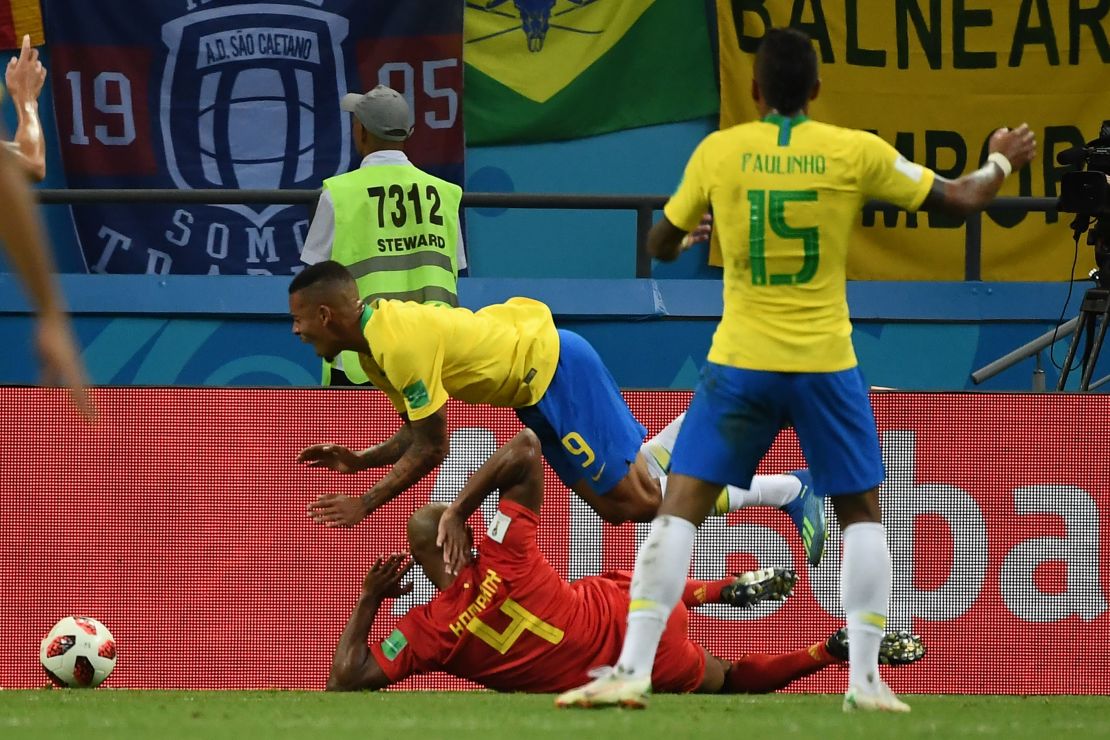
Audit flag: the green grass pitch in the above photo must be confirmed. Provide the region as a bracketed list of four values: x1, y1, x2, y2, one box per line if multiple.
[1, 691, 1107, 740]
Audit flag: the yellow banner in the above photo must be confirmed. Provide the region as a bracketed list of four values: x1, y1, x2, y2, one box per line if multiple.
[3, 0, 44, 49]
[715, 0, 1109, 280]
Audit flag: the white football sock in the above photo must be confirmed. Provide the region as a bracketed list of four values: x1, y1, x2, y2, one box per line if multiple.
[841, 522, 890, 691]
[659, 474, 801, 517]
[725, 474, 802, 511]
[615, 515, 697, 679]
[640, 413, 686, 478]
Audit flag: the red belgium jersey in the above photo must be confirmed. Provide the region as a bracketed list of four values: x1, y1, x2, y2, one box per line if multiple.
[369, 500, 704, 693]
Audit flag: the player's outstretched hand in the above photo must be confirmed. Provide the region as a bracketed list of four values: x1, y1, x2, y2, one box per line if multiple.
[436, 508, 470, 575]
[36, 314, 95, 422]
[307, 493, 369, 527]
[362, 553, 414, 599]
[989, 124, 1037, 171]
[297, 443, 363, 473]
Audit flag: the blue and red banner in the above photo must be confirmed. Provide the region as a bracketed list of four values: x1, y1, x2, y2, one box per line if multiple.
[45, 0, 463, 275]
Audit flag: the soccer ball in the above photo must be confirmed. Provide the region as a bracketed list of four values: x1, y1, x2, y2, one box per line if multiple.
[39, 616, 117, 688]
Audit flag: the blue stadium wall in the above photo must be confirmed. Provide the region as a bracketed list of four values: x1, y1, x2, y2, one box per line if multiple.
[0, 274, 1104, 391]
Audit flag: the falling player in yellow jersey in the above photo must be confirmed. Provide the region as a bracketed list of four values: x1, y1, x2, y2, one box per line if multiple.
[288, 260, 828, 567]
[558, 27, 1036, 713]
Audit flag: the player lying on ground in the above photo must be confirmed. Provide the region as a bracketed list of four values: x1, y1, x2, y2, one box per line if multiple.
[326, 430, 924, 693]
[290, 261, 827, 564]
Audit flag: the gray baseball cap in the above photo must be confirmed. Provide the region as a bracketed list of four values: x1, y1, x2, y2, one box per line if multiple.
[340, 85, 413, 142]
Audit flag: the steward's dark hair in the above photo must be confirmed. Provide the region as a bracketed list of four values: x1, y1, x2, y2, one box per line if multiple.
[756, 28, 819, 116]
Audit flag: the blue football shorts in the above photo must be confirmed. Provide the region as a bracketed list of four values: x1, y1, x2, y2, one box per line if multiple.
[669, 362, 884, 497]
[515, 330, 647, 494]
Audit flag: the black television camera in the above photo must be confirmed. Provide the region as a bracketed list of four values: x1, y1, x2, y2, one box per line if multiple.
[1055, 121, 1110, 390]
[1057, 120, 1110, 286]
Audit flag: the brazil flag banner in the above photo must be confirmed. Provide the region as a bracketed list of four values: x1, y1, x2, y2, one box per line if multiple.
[715, 0, 1110, 282]
[464, 0, 718, 145]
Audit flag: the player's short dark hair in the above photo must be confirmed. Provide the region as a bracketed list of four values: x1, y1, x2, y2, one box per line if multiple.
[288, 260, 356, 296]
[755, 28, 819, 116]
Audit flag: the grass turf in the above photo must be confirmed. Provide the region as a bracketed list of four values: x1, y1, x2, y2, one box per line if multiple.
[0, 691, 1107, 740]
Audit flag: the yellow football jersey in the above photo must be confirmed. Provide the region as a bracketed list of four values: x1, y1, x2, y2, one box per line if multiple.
[665, 114, 935, 372]
[357, 297, 560, 420]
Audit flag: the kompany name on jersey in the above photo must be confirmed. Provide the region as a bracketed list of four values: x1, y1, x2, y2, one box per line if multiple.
[449, 569, 504, 637]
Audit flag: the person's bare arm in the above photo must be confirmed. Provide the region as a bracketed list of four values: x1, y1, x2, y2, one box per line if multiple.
[297, 422, 415, 473]
[1, 144, 62, 315]
[307, 409, 449, 527]
[437, 429, 545, 574]
[646, 216, 690, 263]
[359, 410, 449, 509]
[0, 115, 93, 420]
[327, 553, 412, 691]
[5, 35, 46, 182]
[922, 124, 1037, 217]
[357, 421, 415, 467]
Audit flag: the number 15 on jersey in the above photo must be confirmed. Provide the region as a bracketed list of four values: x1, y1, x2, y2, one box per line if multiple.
[747, 189, 820, 286]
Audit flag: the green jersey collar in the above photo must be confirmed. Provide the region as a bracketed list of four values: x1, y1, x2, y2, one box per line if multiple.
[359, 302, 374, 332]
[763, 112, 808, 147]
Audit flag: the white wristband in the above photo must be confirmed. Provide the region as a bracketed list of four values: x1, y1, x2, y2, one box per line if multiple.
[987, 152, 1013, 178]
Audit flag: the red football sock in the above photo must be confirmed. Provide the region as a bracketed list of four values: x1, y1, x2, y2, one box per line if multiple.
[723, 642, 838, 694]
[681, 577, 732, 606]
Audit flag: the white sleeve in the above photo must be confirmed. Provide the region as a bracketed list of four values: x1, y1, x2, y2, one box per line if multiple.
[455, 219, 467, 270]
[300, 190, 336, 265]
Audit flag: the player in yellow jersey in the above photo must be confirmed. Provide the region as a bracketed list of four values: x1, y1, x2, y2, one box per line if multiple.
[558, 27, 1036, 714]
[288, 260, 827, 565]
[289, 259, 656, 526]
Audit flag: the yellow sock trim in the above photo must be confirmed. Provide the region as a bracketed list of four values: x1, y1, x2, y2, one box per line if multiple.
[712, 487, 730, 516]
[646, 444, 671, 475]
[628, 599, 663, 613]
[861, 612, 887, 630]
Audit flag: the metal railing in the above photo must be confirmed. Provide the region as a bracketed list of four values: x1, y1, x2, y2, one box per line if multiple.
[38, 187, 1096, 390]
[34, 189, 1056, 280]
[971, 304, 1110, 392]
[971, 318, 1077, 391]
